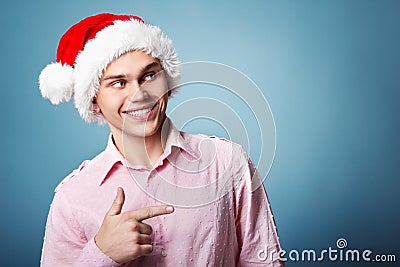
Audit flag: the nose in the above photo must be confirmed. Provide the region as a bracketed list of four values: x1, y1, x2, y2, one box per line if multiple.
[127, 81, 150, 103]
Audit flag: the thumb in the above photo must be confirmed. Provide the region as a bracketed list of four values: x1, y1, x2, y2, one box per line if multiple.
[107, 187, 125, 216]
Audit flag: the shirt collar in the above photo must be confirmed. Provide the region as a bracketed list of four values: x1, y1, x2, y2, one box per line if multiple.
[93, 134, 125, 186]
[162, 118, 199, 160]
[95, 118, 200, 186]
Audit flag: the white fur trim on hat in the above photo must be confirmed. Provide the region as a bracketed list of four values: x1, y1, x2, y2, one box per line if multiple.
[74, 19, 180, 124]
[39, 62, 74, 104]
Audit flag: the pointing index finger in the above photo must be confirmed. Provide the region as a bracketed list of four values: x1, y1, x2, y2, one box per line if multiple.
[132, 205, 174, 222]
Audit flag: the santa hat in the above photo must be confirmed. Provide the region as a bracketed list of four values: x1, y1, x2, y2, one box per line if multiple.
[39, 13, 180, 123]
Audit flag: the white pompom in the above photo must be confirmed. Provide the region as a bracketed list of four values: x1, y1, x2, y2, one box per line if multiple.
[39, 62, 74, 104]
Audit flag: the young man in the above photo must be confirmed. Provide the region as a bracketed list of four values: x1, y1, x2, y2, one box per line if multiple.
[39, 13, 284, 266]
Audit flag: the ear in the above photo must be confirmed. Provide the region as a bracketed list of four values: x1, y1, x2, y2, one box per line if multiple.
[92, 99, 101, 114]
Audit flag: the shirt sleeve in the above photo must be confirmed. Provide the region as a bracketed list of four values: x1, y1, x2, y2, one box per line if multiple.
[40, 191, 120, 267]
[235, 150, 285, 267]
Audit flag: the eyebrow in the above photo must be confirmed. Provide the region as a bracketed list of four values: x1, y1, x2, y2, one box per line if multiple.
[102, 61, 161, 81]
[140, 61, 161, 74]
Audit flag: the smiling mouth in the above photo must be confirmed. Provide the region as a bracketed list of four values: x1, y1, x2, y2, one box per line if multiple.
[124, 103, 157, 119]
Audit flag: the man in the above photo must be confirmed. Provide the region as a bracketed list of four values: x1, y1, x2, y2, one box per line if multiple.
[40, 13, 283, 266]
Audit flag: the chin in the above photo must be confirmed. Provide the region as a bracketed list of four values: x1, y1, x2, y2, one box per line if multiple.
[123, 122, 160, 138]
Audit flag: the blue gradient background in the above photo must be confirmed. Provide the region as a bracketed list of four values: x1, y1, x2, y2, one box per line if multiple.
[1, 1, 399, 266]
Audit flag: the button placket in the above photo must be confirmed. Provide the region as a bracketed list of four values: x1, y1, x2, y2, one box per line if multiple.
[146, 170, 168, 258]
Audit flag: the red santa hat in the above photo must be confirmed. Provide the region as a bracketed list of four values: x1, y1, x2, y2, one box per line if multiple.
[39, 13, 180, 123]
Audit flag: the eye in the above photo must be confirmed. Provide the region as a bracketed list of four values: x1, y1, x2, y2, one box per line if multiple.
[111, 80, 126, 88]
[142, 72, 156, 82]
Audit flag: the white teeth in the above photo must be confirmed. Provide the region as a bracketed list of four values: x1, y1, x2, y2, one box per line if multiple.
[127, 107, 152, 117]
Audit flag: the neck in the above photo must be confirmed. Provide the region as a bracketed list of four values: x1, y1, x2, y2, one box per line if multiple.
[111, 122, 170, 169]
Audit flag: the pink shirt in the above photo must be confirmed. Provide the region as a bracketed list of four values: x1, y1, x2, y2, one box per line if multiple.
[41, 121, 284, 266]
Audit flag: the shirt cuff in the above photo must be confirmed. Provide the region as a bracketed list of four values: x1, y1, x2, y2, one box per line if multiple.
[80, 237, 120, 267]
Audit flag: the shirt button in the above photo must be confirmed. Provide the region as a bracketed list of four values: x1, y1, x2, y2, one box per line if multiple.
[161, 250, 168, 257]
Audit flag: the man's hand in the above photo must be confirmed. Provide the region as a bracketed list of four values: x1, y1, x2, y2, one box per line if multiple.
[94, 187, 174, 264]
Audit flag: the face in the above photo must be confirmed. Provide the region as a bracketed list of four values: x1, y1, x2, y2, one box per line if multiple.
[95, 50, 169, 141]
